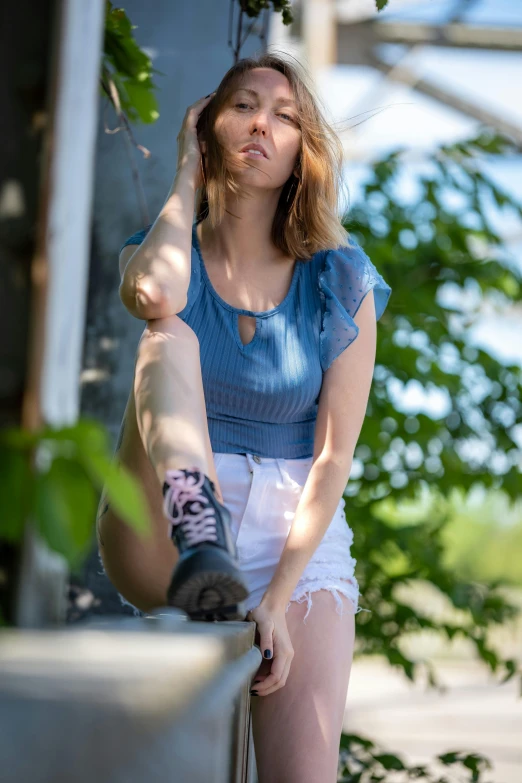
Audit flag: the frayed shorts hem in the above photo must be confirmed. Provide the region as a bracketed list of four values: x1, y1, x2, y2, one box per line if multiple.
[288, 581, 365, 623]
[246, 577, 369, 625]
[99, 549, 370, 623]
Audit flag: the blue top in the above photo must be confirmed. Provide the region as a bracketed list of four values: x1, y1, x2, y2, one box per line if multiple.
[120, 222, 392, 458]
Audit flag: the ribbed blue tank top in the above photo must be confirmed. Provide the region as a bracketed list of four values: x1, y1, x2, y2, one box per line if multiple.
[120, 221, 392, 458]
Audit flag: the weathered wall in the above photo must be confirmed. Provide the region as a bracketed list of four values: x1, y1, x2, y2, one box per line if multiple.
[0, 0, 54, 625]
[68, 1, 266, 621]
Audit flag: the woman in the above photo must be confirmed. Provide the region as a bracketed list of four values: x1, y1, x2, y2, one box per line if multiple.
[97, 52, 391, 782]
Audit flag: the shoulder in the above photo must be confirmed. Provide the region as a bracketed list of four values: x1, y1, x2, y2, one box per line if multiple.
[318, 237, 392, 322]
[317, 237, 392, 371]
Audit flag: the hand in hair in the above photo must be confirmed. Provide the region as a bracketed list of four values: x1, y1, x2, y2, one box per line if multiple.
[176, 92, 215, 188]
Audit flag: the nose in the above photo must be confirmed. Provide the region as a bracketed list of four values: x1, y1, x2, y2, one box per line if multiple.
[249, 109, 268, 136]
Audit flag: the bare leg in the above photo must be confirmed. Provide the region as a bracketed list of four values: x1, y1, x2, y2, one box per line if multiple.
[251, 591, 356, 783]
[134, 314, 224, 502]
[97, 313, 243, 615]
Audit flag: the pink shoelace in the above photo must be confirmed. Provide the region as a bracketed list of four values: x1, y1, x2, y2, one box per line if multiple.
[163, 467, 218, 545]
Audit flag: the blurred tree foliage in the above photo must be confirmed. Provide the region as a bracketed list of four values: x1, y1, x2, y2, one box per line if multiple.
[343, 130, 522, 695]
[0, 419, 152, 580]
[338, 733, 495, 783]
[237, 0, 390, 22]
[239, 0, 294, 26]
[441, 488, 522, 586]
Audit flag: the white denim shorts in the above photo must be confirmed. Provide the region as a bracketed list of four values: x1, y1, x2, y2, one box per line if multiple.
[213, 451, 364, 623]
[107, 452, 365, 623]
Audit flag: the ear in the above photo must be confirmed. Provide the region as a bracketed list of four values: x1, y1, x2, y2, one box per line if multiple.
[200, 139, 208, 157]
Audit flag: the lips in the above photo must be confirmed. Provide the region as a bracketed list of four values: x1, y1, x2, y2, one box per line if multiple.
[239, 143, 268, 159]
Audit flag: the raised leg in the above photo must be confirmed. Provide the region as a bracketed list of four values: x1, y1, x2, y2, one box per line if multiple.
[134, 314, 223, 501]
[132, 313, 248, 619]
[97, 314, 228, 614]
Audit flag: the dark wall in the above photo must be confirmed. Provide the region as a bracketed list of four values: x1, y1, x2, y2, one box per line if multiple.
[0, 0, 54, 427]
[0, 0, 55, 625]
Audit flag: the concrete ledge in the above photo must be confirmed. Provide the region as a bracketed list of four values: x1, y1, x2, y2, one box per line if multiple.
[0, 613, 262, 783]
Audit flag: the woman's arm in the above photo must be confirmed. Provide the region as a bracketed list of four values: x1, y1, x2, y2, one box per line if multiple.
[119, 168, 196, 320]
[260, 291, 377, 611]
[119, 92, 214, 321]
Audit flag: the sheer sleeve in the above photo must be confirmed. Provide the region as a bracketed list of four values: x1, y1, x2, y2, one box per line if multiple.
[318, 239, 392, 372]
[119, 223, 201, 314]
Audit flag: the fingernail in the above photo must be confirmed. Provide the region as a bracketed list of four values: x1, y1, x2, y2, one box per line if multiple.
[264, 649, 272, 659]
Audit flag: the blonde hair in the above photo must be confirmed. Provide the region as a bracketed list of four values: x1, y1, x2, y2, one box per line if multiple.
[195, 51, 349, 261]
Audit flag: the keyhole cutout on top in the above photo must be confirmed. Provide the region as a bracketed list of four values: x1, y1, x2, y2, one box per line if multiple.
[237, 314, 257, 346]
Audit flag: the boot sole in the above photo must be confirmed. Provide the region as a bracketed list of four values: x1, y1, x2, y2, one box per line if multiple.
[167, 545, 249, 622]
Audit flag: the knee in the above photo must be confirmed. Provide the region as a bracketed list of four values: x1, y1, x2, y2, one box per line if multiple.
[137, 314, 199, 358]
[143, 313, 198, 341]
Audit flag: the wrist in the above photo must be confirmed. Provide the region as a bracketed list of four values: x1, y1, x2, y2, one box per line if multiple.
[161, 169, 198, 218]
[173, 158, 199, 190]
[259, 591, 288, 614]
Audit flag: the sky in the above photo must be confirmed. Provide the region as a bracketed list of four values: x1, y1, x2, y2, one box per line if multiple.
[302, 0, 522, 421]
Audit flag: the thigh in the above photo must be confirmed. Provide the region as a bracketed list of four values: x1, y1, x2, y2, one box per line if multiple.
[251, 591, 356, 783]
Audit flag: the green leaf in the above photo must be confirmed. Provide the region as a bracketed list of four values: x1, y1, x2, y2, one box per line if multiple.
[124, 81, 160, 124]
[373, 752, 405, 770]
[102, 1, 160, 125]
[0, 427, 38, 450]
[0, 445, 33, 541]
[339, 732, 375, 750]
[33, 457, 98, 568]
[499, 658, 517, 684]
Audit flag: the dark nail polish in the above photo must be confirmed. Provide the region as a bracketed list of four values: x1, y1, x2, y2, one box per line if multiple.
[264, 649, 272, 659]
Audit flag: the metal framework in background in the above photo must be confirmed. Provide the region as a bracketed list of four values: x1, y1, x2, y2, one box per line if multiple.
[271, 0, 522, 157]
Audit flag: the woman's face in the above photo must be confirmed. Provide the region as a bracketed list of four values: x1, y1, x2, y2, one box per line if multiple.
[213, 67, 302, 191]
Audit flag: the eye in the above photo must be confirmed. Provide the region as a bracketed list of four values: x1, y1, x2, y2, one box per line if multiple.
[235, 102, 251, 110]
[278, 112, 296, 122]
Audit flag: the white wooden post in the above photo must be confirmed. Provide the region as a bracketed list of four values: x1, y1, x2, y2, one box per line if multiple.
[15, 0, 105, 628]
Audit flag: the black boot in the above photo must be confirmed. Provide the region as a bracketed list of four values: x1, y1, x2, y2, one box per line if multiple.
[162, 466, 249, 621]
